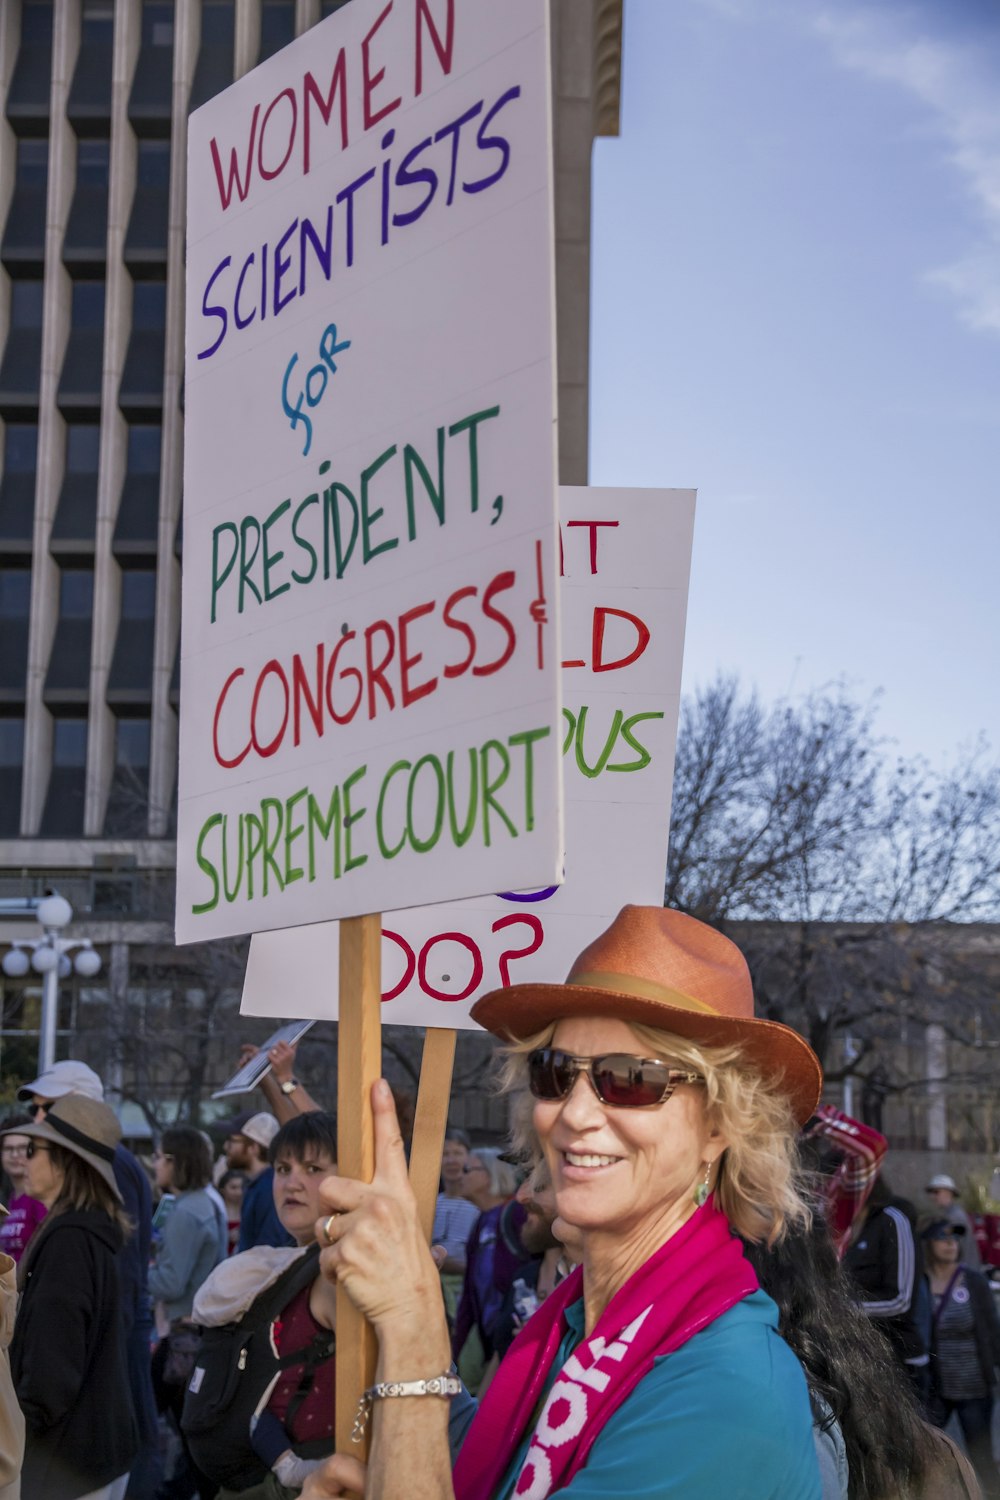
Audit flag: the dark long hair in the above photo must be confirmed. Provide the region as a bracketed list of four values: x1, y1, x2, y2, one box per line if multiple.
[18, 1143, 131, 1286]
[744, 1212, 937, 1499]
[160, 1126, 212, 1192]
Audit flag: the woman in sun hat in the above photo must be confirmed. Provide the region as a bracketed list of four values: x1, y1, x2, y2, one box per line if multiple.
[2, 1094, 137, 1500]
[305, 905, 826, 1499]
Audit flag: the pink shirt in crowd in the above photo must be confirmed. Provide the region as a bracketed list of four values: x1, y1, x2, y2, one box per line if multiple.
[0, 1195, 47, 1262]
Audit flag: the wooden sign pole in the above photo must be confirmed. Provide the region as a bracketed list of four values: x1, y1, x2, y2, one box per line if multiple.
[334, 913, 382, 1457]
[409, 1027, 458, 1243]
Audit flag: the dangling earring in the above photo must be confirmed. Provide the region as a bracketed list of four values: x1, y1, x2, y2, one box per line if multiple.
[694, 1163, 711, 1208]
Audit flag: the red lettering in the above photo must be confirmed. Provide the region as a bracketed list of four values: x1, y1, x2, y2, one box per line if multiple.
[399, 599, 438, 707]
[492, 912, 544, 986]
[249, 660, 290, 758]
[565, 519, 618, 574]
[212, 667, 251, 768]
[303, 51, 348, 174]
[362, 2, 402, 131]
[475, 569, 516, 676]
[292, 644, 324, 745]
[415, 0, 455, 96]
[592, 606, 650, 672]
[257, 87, 298, 181]
[325, 630, 362, 725]
[418, 932, 483, 1002]
[442, 585, 477, 678]
[364, 618, 396, 718]
[381, 928, 416, 1002]
[210, 105, 261, 211]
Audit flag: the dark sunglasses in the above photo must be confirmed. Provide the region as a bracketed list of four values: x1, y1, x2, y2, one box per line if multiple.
[25, 1141, 50, 1159]
[527, 1048, 702, 1109]
[29, 1102, 52, 1118]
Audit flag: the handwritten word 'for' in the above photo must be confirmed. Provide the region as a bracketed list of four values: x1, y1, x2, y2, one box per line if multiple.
[282, 322, 351, 455]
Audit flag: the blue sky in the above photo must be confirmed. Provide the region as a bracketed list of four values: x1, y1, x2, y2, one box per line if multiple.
[589, 0, 1000, 765]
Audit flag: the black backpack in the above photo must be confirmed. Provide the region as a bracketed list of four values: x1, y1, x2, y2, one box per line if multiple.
[181, 1245, 335, 1492]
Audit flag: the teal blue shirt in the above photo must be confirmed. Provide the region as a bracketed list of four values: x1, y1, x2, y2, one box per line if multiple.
[486, 1289, 821, 1499]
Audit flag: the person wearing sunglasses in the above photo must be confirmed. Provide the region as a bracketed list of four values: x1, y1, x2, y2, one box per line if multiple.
[0, 1094, 138, 1499]
[922, 1217, 1000, 1498]
[0, 1112, 47, 1265]
[306, 906, 824, 1500]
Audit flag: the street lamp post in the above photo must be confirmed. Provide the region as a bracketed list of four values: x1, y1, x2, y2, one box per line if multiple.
[1, 894, 101, 1074]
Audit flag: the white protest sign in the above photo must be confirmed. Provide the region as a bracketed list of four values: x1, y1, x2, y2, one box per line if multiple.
[176, 0, 562, 943]
[242, 486, 695, 1024]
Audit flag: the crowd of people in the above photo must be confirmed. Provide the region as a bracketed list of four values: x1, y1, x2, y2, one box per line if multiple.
[0, 905, 997, 1498]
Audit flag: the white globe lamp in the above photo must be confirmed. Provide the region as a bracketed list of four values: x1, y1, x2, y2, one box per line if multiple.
[1, 948, 30, 979]
[37, 893, 72, 930]
[74, 945, 101, 979]
[30, 943, 59, 974]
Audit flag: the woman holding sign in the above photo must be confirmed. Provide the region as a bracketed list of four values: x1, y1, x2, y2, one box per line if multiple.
[307, 906, 826, 1498]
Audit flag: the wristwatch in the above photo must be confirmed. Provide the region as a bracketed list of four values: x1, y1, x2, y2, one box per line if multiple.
[279, 1078, 300, 1096]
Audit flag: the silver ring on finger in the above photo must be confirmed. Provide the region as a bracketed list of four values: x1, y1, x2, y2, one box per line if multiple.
[322, 1213, 340, 1247]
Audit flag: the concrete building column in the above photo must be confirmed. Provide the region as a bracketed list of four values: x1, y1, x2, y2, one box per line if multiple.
[104, 937, 130, 1102]
[234, 0, 262, 81]
[21, 0, 82, 833]
[296, 0, 322, 36]
[85, 0, 143, 834]
[148, 0, 200, 837]
[926, 1021, 948, 1151]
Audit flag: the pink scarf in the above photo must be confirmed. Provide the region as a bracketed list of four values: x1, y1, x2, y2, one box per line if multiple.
[452, 1200, 758, 1500]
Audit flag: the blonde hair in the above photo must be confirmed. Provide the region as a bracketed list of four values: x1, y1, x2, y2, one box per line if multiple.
[500, 1021, 810, 1246]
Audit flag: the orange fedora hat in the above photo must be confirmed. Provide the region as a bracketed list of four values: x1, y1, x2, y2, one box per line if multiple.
[471, 905, 822, 1124]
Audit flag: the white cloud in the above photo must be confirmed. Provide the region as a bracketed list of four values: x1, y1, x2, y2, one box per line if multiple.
[811, 4, 1000, 334]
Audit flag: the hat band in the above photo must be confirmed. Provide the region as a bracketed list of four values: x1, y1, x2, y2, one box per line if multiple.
[570, 971, 720, 1016]
[49, 1115, 116, 1163]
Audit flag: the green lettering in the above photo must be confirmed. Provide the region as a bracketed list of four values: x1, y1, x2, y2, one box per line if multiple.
[376, 760, 410, 859]
[404, 428, 446, 540]
[291, 494, 319, 585]
[261, 797, 285, 895]
[239, 516, 263, 612]
[508, 725, 550, 830]
[307, 786, 342, 880]
[221, 813, 244, 902]
[573, 706, 622, 779]
[324, 482, 358, 580]
[479, 738, 516, 846]
[285, 787, 308, 884]
[244, 812, 264, 899]
[445, 748, 478, 847]
[211, 524, 239, 625]
[448, 405, 500, 514]
[360, 444, 399, 564]
[192, 813, 222, 913]
[608, 711, 665, 773]
[407, 754, 444, 853]
[262, 499, 292, 602]
[343, 764, 368, 872]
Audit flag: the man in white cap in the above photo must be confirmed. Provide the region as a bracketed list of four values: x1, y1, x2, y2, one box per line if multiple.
[222, 1112, 294, 1252]
[926, 1172, 981, 1269]
[18, 1060, 161, 1495]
